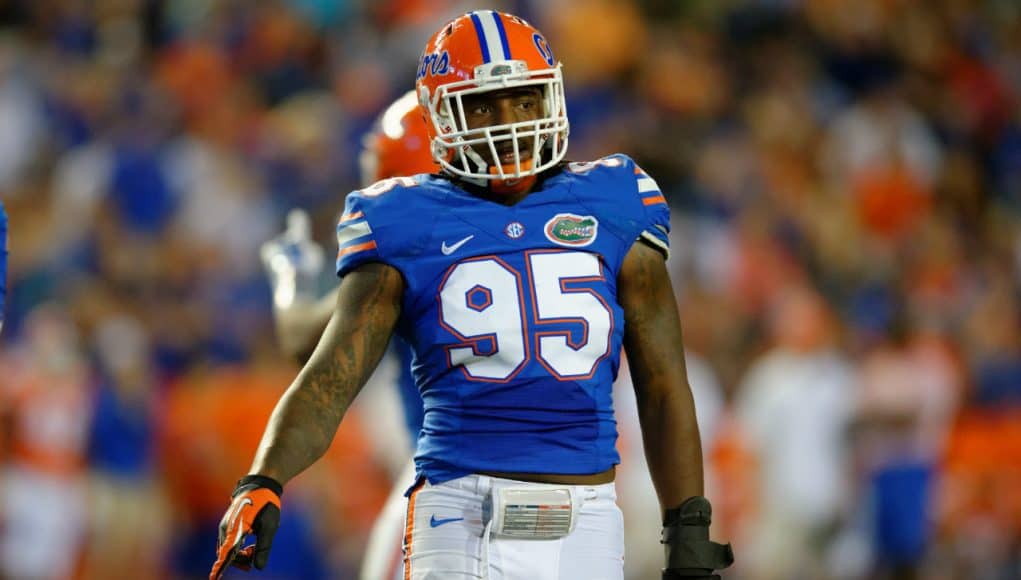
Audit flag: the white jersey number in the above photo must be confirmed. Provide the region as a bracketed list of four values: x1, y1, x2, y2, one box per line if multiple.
[439, 258, 528, 381]
[439, 251, 612, 381]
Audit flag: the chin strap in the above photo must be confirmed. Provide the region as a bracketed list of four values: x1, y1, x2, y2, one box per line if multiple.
[662, 496, 734, 579]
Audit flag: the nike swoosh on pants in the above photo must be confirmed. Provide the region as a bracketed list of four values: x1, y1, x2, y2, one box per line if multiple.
[429, 515, 465, 527]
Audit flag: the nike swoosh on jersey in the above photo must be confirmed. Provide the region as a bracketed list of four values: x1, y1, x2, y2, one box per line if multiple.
[429, 515, 465, 527]
[441, 234, 474, 255]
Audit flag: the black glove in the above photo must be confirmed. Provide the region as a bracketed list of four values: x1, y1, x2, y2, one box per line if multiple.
[662, 496, 734, 579]
[209, 475, 283, 579]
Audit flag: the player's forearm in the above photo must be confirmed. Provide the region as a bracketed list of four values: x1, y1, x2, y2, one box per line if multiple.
[619, 242, 705, 514]
[249, 344, 361, 484]
[634, 377, 704, 512]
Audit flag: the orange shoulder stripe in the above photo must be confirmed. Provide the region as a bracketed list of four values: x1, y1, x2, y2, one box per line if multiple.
[339, 211, 364, 224]
[337, 240, 378, 257]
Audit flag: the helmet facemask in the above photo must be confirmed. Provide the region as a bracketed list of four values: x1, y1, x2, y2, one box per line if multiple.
[421, 60, 569, 184]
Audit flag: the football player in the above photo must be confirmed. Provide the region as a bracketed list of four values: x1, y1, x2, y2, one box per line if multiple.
[212, 11, 733, 580]
[258, 90, 437, 580]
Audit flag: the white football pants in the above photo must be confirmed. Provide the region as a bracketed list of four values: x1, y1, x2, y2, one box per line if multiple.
[402, 474, 625, 580]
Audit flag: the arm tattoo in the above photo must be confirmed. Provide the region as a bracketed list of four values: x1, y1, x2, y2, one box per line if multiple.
[251, 263, 404, 484]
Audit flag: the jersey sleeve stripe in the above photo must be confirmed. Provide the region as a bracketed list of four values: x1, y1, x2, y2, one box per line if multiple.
[637, 177, 660, 193]
[339, 210, 364, 223]
[640, 231, 670, 258]
[642, 195, 667, 206]
[336, 220, 373, 248]
[337, 240, 378, 258]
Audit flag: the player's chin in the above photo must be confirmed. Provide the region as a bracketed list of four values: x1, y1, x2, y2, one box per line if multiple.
[498, 152, 533, 166]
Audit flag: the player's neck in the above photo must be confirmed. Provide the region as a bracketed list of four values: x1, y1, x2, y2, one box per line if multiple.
[450, 166, 562, 206]
[476, 176, 537, 206]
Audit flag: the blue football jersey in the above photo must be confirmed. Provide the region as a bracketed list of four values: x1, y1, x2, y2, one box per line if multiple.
[393, 338, 424, 439]
[335, 154, 670, 484]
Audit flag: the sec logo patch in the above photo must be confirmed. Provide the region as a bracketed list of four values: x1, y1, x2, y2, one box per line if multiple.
[505, 222, 525, 239]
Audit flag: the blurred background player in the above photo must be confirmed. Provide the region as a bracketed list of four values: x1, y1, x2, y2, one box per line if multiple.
[734, 286, 856, 580]
[0, 304, 92, 580]
[259, 89, 438, 580]
[1, 199, 6, 333]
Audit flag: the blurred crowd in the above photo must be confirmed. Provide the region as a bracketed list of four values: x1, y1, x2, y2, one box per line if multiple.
[0, 0, 1019, 579]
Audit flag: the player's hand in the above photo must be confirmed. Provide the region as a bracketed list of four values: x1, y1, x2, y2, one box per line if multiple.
[210, 475, 283, 580]
[260, 209, 325, 308]
[661, 496, 733, 579]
